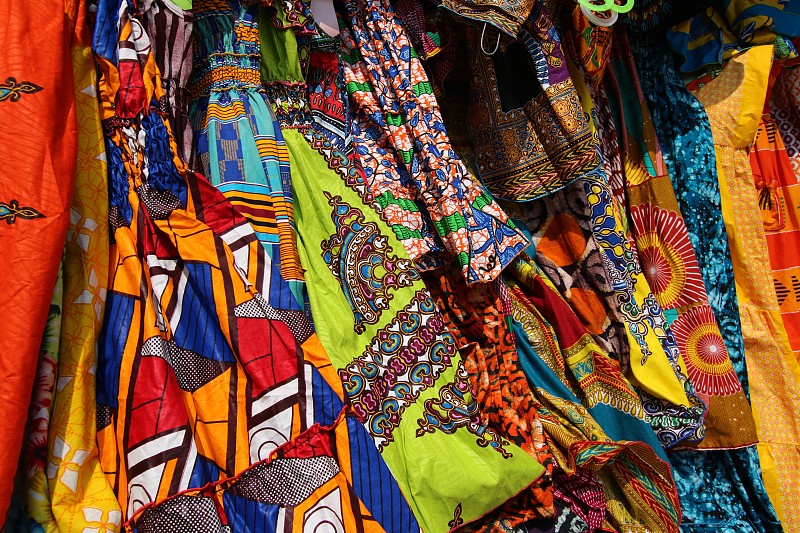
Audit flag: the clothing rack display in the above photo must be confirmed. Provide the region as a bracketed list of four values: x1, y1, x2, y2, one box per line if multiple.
[1, 0, 800, 531]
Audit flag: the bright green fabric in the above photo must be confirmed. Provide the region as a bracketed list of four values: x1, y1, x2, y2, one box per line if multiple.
[258, 4, 305, 84]
[287, 129, 543, 533]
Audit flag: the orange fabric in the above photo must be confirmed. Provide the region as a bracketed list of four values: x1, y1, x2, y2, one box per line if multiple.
[753, 112, 800, 365]
[0, 0, 83, 521]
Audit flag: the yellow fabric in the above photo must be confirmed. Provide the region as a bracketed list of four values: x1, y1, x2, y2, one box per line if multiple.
[694, 44, 800, 531]
[36, 39, 122, 532]
[570, 55, 694, 413]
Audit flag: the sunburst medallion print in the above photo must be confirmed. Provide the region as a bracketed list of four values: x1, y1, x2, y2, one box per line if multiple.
[630, 203, 707, 309]
[670, 304, 742, 396]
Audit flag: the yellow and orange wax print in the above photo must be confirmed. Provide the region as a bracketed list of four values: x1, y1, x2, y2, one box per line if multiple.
[762, 64, 800, 367]
[694, 44, 800, 530]
[600, 29, 756, 450]
[750, 109, 800, 532]
[90, 8, 403, 531]
[0, 0, 88, 521]
[24, 21, 124, 531]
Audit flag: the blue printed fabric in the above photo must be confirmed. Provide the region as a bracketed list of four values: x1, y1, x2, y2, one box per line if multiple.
[629, 31, 781, 532]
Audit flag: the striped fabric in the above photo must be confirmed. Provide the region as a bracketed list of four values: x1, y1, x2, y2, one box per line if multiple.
[189, 0, 305, 307]
[91, 5, 417, 530]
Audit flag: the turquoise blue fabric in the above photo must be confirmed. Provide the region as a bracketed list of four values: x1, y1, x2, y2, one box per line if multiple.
[629, 32, 781, 532]
[512, 320, 668, 461]
[189, 0, 305, 310]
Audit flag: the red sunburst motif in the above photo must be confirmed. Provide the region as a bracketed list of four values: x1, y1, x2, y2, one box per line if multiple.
[670, 304, 742, 396]
[629, 203, 708, 309]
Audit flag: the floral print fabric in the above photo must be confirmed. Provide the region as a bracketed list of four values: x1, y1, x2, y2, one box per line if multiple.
[601, 29, 754, 450]
[339, 0, 528, 283]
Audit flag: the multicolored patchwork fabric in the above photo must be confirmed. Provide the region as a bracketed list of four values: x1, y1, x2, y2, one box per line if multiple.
[93, 8, 416, 532]
[464, 3, 601, 201]
[506, 257, 682, 533]
[500, 187, 631, 364]
[601, 29, 752, 450]
[510, 171, 705, 449]
[189, 0, 305, 308]
[339, 0, 528, 284]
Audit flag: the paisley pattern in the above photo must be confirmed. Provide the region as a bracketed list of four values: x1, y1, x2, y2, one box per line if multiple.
[416, 361, 513, 458]
[322, 193, 419, 333]
[582, 178, 706, 446]
[339, 290, 457, 449]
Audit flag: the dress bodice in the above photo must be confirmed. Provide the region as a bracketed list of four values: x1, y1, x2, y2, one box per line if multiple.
[190, 0, 263, 96]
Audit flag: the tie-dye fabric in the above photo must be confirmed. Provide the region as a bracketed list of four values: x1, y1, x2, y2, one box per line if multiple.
[694, 44, 800, 531]
[339, 0, 529, 283]
[630, 31, 780, 532]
